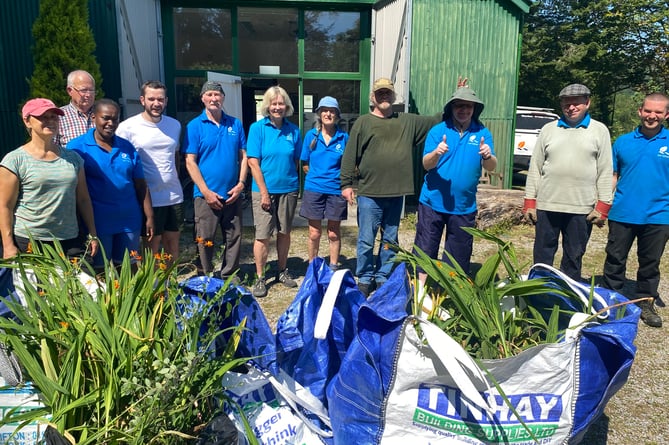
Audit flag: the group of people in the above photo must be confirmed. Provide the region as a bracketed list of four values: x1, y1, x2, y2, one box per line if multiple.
[523, 85, 669, 328]
[1, 71, 667, 329]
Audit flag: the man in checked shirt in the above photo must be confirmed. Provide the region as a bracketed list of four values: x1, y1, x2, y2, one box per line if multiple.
[56, 70, 96, 147]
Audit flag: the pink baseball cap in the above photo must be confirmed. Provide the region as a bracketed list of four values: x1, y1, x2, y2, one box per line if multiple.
[22, 98, 64, 119]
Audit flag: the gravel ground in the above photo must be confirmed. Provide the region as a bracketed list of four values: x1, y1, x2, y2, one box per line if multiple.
[178, 205, 668, 444]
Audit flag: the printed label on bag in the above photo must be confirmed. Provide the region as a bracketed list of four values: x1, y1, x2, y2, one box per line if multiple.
[412, 384, 562, 443]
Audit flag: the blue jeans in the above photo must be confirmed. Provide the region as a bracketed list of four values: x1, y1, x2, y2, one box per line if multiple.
[356, 196, 403, 285]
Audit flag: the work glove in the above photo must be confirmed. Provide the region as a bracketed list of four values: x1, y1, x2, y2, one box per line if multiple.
[586, 201, 612, 227]
[522, 198, 537, 224]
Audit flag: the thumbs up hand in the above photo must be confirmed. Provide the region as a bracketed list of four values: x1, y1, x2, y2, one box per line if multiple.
[479, 137, 492, 160]
[433, 135, 449, 157]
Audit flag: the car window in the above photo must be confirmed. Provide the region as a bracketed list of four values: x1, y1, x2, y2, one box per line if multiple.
[516, 114, 558, 130]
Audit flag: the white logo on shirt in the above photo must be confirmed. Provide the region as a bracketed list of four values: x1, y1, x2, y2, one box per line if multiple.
[658, 146, 669, 156]
[227, 127, 237, 136]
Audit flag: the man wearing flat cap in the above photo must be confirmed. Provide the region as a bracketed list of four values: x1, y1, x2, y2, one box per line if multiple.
[340, 77, 439, 296]
[183, 81, 248, 281]
[523, 83, 613, 281]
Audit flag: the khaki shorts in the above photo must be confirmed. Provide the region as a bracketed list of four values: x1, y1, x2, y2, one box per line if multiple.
[252, 191, 298, 239]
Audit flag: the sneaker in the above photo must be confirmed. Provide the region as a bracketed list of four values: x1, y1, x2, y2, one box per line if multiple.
[252, 277, 267, 298]
[277, 269, 297, 288]
[638, 300, 662, 328]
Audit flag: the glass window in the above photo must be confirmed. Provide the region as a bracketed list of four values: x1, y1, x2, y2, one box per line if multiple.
[303, 80, 361, 133]
[174, 77, 206, 125]
[305, 11, 361, 72]
[173, 8, 232, 71]
[238, 8, 298, 74]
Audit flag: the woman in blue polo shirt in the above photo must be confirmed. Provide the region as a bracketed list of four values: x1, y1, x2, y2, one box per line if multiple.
[247, 86, 302, 298]
[68, 98, 154, 268]
[299, 96, 349, 270]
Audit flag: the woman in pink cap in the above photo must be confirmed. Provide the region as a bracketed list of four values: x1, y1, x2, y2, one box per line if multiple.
[0, 98, 98, 259]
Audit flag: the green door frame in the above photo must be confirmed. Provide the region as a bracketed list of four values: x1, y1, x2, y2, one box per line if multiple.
[160, 1, 373, 130]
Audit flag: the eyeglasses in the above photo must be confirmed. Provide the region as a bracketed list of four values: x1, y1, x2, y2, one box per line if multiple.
[71, 86, 96, 96]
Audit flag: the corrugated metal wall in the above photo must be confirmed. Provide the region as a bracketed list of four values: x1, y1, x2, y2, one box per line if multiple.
[0, 0, 122, 156]
[0, 2, 40, 150]
[409, 0, 523, 189]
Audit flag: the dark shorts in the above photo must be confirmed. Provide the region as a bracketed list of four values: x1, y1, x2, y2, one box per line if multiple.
[145, 205, 180, 236]
[299, 190, 348, 221]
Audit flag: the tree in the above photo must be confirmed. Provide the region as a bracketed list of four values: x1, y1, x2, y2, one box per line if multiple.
[29, 0, 103, 106]
[518, 0, 667, 125]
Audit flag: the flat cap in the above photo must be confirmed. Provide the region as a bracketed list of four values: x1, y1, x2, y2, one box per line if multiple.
[559, 84, 591, 98]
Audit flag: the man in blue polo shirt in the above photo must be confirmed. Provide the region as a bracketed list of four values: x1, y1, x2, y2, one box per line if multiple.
[602, 92, 669, 327]
[184, 81, 248, 282]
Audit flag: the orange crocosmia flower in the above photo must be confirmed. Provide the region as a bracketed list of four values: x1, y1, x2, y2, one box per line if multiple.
[130, 250, 138, 258]
[195, 237, 204, 244]
[154, 253, 162, 260]
[204, 240, 214, 247]
[159, 263, 167, 270]
[38, 290, 46, 297]
[449, 271, 457, 278]
[70, 257, 79, 265]
[113, 280, 120, 290]
[26, 243, 33, 253]
[59, 321, 69, 330]
[163, 253, 173, 261]
[135, 255, 143, 261]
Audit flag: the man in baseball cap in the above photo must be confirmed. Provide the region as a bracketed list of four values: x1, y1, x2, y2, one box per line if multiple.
[340, 77, 440, 296]
[523, 83, 612, 282]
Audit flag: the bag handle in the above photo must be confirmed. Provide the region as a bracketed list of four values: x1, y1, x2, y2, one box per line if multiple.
[410, 316, 494, 413]
[313, 268, 351, 340]
[268, 369, 333, 437]
[529, 263, 610, 319]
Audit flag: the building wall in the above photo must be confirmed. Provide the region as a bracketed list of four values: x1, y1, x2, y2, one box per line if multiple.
[409, 0, 526, 188]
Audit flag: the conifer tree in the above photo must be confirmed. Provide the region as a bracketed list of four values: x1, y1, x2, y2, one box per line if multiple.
[29, 0, 103, 106]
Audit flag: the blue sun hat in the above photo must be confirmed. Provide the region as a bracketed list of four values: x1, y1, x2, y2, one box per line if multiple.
[315, 96, 340, 115]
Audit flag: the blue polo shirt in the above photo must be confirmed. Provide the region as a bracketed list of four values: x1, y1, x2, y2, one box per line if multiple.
[300, 127, 348, 194]
[67, 129, 144, 235]
[609, 126, 669, 225]
[419, 120, 494, 214]
[247, 117, 301, 194]
[183, 110, 246, 199]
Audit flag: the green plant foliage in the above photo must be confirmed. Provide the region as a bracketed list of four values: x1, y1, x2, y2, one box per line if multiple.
[395, 228, 594, 360]
[29, 0, 103, 105]
[0, 241, 246, 444]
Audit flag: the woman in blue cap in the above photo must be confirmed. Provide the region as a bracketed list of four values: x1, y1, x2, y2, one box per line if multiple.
[299, 96, 349, 269]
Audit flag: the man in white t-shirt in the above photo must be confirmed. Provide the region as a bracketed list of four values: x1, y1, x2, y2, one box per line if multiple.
[116, 80, 183, 265]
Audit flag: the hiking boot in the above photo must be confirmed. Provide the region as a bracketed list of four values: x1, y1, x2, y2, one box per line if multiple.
[277, 269, 297, 288]
[252, 277, 267, 298]
[220, 273, 241, 286]
[638, 300, 662, 328]
[656, 296, 666, 308]
[358, 281, 376, 298]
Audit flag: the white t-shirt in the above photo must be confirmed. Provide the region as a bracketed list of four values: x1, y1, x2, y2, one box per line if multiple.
[116, 113, 183, 207]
